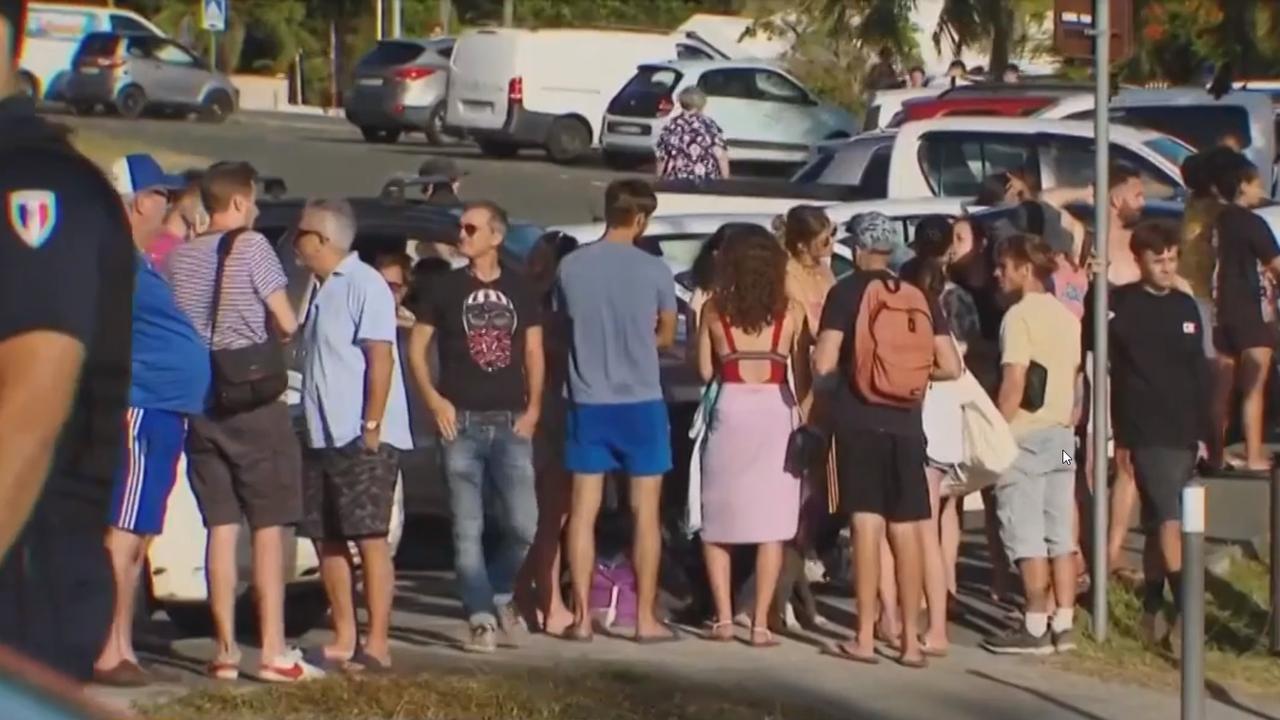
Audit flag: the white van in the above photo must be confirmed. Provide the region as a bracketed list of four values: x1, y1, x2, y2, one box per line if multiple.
[20, 1, 165, 100]
[445, 27, 726, 163]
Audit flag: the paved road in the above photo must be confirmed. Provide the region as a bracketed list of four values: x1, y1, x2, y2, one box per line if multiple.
[91, 541, 1276, 720]
[54, 109, 641, 226]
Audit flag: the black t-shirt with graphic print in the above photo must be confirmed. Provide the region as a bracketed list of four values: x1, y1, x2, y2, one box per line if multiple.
[415, 267, 542, 412]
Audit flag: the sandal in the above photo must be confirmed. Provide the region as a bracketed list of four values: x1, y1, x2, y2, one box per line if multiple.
[749, 626, 781, 648]
[704, 621, 735, 643]
[207, 657, 240, 681]
[822, 641, 879, 665]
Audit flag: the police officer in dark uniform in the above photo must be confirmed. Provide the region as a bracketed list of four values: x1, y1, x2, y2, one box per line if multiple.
[0, 0, 136, 683]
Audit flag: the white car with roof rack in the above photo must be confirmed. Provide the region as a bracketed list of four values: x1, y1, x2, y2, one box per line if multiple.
[653, 117, 1193, 217]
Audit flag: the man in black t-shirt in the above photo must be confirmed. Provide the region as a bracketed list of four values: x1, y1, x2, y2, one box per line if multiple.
[406, 201, 544, 654]
[811, 212, 962, 668]
[1209, 152, 1280, 475]
[0, 0, 135, 683]
[1110, 220, 1210, 647]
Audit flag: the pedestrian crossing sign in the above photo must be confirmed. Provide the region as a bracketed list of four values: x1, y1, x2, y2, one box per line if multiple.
[202, 0, 227, 32]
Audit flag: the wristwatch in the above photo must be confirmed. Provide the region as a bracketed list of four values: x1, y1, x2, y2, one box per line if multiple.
[362, 419, 381, 432]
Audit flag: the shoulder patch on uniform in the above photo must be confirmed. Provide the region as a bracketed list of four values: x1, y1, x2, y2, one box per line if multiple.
[6, 190, 59, 249]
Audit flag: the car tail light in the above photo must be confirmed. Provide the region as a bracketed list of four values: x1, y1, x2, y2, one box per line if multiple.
[657, 95, 674, 117]
[508, 76, 523, 104]
[394, 67, 436, 81]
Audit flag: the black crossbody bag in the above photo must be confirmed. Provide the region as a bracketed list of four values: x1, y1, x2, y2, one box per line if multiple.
[208, 229, 288, 415]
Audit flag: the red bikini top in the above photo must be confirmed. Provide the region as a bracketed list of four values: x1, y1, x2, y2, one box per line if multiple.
[718, 313, 787, 384]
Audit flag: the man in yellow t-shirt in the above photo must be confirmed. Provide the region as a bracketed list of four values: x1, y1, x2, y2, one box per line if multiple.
[983, 234, 1082, 657]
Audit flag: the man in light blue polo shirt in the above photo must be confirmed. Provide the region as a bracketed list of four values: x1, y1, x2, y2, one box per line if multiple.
[293, 199, 410, 673]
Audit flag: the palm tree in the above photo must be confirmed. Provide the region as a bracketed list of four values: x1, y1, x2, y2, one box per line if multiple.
[932, 0, 1043, 74]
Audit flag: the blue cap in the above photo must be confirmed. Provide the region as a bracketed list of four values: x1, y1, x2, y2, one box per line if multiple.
[110, 154, 185, 196]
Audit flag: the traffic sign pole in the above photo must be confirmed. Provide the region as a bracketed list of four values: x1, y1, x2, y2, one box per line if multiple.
[1090, 0, 1111, 644]
[201, 0, 228, 72]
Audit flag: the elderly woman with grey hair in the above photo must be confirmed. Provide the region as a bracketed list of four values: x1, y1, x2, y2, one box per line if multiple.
[654, 86, 731, 181]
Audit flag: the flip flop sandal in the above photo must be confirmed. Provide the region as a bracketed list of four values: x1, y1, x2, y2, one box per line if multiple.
[703, 621, 735, 643]
[748, 627, 781, 648]
[919, 640, 949, 658]
[821, 643, 880, 665]
[206, 658, 241, 681]
[559, 625, 594, 643]
[302, 647, 350, 673]
[897, 655, 929, 670]
[634, 627, 683, 645]
[345, 648, 392, 675]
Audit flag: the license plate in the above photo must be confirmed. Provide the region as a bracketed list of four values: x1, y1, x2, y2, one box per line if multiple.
[462, 101, 494, 112]
[357, 77, 382, 86]
[79, 67, 100, 75]
[611, 123, 646, 135]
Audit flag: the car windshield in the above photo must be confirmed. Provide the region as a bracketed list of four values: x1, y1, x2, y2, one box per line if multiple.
[1143, 136, 1196, 169]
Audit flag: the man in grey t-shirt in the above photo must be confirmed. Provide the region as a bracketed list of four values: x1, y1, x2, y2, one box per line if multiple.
[556, 180, 678, 643]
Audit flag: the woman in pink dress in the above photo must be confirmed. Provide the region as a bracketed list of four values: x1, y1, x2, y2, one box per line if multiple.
[697, 225, 807, 647]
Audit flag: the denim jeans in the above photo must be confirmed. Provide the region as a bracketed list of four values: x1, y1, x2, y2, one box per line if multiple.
[443, 410, 538, 627]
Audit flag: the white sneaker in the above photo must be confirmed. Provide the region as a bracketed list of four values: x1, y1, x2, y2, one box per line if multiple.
[257, 647, 325, 683]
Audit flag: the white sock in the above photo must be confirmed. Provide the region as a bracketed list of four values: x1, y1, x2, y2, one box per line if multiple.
[1052, 608, 1075, 633]
[1024, 612, 1049, 637]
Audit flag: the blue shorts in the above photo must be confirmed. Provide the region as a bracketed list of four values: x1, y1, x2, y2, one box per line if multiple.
[109, 407, 187, 536]
[564, 400, 672, 477]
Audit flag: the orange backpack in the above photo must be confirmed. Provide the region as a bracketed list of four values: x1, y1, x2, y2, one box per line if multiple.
[853, 275, 936, 408]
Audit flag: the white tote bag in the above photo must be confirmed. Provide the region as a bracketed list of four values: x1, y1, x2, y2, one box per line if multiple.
[953, 370, 1018, 496]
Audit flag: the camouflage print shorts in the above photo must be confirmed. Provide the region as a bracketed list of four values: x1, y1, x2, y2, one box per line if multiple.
[300, 440, 400, 541]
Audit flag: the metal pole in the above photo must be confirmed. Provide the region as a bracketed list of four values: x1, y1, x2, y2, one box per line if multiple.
[439, 0, 452, 34]
[1182, 482, 1206, 720]
[209, 30, 217, 72]
[390, 0, 402, 38]
[374, 0, 383, 41]
[1270, 454, 1280, 653]
[1089, 0, 1111, 643]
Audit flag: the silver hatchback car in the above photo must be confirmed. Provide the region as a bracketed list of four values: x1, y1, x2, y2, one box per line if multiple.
[346, 37, 455, 145]
[65, 32, 238, 122]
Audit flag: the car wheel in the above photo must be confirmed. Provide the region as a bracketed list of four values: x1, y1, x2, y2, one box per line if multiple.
[16, 72, 38, 100]
[477, 138, 520, 158]
[198, 91, 234, 123]
[360, 127, 401, 144]
[424, 102, 451, 146]
[546, 116, 591, 164]
[116, 85, 147, 119]
[69, 102, 96, 117]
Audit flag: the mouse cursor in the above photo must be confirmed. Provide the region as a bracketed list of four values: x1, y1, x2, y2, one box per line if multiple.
[1061, 450, 1074, 466]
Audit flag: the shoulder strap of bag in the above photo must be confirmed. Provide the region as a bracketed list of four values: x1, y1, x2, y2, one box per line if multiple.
[210, 228, 253, 347]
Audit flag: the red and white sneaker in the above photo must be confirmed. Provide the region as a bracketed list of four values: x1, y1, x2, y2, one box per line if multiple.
[256, 647, 325, 683]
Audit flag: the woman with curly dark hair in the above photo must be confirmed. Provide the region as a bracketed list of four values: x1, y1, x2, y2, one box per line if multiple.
[696, 224, 807, 647]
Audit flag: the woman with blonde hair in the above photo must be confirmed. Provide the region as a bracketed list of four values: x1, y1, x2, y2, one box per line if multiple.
[697, 225, 808, 646]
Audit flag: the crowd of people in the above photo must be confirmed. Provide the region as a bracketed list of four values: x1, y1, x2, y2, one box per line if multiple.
[2, 0, 1279, 697]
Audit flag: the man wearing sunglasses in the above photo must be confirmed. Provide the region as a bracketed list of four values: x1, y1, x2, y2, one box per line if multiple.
[408, 201, 544, 654]
[0, 0, 137, 684]
[94, 155, 211, 686]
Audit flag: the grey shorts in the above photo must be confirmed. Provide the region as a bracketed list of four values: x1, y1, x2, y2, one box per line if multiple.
[994, 426, 1076, 563]
[187, 401, 302, 529]
[1130, 446, 1196, 533]
[300, 440, 400, 541]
